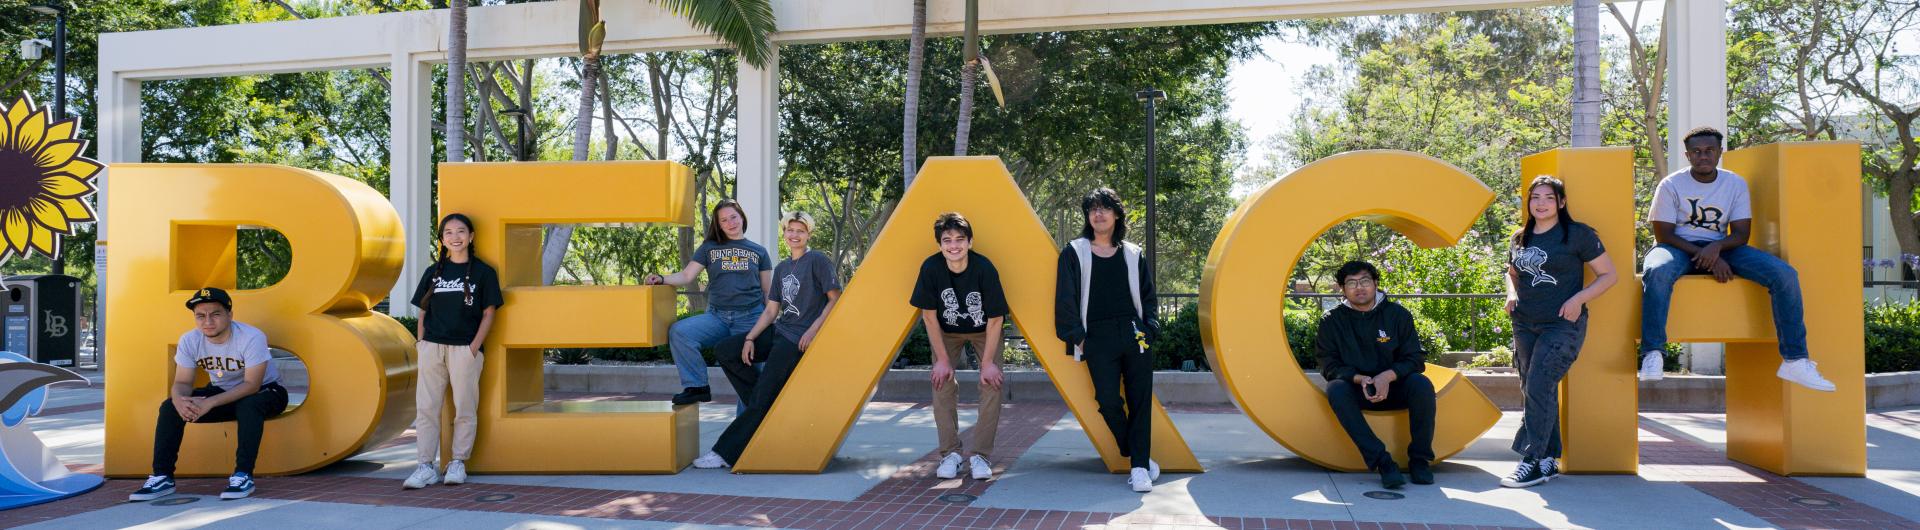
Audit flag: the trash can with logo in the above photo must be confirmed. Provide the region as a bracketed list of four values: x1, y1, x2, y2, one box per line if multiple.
[2, 275, 81, 367]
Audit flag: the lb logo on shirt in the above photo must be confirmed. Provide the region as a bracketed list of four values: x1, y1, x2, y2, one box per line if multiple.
[1377, 330, 1390, 343]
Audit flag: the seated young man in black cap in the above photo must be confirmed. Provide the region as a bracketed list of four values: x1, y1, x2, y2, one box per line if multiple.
[130, 287, 288, 502]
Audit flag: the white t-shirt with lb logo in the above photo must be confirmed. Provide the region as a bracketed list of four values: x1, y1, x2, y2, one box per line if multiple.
[1649, 168, 1753, 243]
[175, 321, 280, 391]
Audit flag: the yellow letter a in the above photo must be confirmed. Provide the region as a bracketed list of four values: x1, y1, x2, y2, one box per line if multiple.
[733, 157, 1203, 474]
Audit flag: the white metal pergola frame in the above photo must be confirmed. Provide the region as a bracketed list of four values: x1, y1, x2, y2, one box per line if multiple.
[94, 0, 1727, 326]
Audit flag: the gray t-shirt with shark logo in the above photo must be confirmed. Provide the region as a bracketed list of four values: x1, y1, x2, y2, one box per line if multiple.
[1509, 222, 1605, 324]
[769, 250, 841, 344]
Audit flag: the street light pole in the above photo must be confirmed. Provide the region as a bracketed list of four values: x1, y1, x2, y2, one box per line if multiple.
[31, 3, 68, 275]
[1135, 88, 1165, 283]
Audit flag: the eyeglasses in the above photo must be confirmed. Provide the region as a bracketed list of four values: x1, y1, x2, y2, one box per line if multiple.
[1342, 278, 1376, 289]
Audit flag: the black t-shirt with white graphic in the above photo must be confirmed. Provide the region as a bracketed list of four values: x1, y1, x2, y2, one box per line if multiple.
[412, 259, 504, 345]
[1509, 222, 1605, 323]
[909, 252, 1011, 334]
[770, 250, 841, 344]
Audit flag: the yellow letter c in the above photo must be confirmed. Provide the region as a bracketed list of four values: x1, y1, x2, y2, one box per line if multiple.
[1200, 150, 1503, 471]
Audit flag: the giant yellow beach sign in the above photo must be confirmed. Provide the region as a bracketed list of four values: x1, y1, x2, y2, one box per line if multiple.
[105, 144, 1863, 477]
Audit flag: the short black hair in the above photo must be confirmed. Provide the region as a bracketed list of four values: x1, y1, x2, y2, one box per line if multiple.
[1335, 260, 1380, 285]
[1683, 126, 1724, 148]
[1079, 187, 1128, 243]
[933, 212, 972, 241]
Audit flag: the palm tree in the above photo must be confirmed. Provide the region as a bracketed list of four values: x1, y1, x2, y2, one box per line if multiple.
[903, 0, 927, 189]
[953, 0, 978, 156]
[541, 0, 779, 284]
[447, 0, 469, 163]
[1572, 0, 1600, 147]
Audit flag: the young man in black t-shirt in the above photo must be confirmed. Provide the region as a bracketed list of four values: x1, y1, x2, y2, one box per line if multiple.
[909, 213, 1010, 480]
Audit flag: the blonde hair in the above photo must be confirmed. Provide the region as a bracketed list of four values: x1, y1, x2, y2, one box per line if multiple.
[781, 210, 816, 233]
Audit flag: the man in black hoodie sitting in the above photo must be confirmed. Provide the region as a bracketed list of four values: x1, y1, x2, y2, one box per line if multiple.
[1317, 260, 1436, 489]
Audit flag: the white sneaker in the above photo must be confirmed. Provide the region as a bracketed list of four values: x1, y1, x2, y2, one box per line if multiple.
[444, 460, 467, 485]
[1129, 467, 1153, 492]
[935, 452, 963, 479]
[1638, 351, 1665, 381]
[402, 462, 440, 489]
[1147, 458, 1161, 481]
[969, 455, 993, 480]
[692, 451, 730, 469]
[1777, 358, 1837, 392]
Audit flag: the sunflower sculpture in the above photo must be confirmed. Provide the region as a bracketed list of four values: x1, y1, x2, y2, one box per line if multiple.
[0, 93, 98, 264]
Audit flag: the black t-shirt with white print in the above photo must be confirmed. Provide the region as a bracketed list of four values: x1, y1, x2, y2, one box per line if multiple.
[412, 259, 504, 345]
[1509, 222, 1605, 324]
[909, 252, 1010, 334]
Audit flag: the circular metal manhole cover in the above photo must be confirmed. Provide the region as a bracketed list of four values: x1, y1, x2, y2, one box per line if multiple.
[1789, 497, 1836, 507]
[938, 493, 978, 503]
[475, 493, 515, 503]
[153, 497, 200, 506]
[1362, 491, 1405, 500]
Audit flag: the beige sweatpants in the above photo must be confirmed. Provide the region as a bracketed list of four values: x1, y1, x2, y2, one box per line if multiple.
[415, 341, 482, 464]
[933, 332, 1005, 458]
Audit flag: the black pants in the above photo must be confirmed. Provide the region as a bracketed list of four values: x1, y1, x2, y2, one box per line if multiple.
[1084, 317, 1153, 469]
[153, 382, 290, 476]
[1512, 315, 1586, 460]
[711, 332, 805, 464]
[1325, 373, 1435, 469]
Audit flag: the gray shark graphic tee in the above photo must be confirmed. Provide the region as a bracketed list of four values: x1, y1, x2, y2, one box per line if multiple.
[909, 252, 1010, 334]
[694, 239, 774, 311]
[175, 321, 280, 391]
[1649, 168, 1752, 243]
[1509, 222, 1605, 324]
[769, 250, 841, 344]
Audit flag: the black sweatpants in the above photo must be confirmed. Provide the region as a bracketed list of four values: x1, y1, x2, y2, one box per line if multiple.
[1084, 317, 1153, 469]
[1325, 373, 1435, 469]
[711, 332, 806, 464]
[152, 382, 290, 476]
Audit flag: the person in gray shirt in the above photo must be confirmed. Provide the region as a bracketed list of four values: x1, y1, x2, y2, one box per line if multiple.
[1638, 127, 1833, 393]
[693, 211, 842, 469]
[647, 199, 774, 406]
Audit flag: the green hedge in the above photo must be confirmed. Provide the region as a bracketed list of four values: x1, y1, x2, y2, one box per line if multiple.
[1867, 300, 1920, 373]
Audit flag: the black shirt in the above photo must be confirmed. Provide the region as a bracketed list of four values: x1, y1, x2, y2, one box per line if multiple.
[1509, 222, 1606, 323]
[910, 252, 1010, 334]
[412, 259, 504, 345]
[1086, 251, 1135, 322]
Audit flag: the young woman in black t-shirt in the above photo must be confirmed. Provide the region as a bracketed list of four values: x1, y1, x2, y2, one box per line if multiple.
[1053, 188, 1161, 493]
[403, 213, 504, 490]
[1499, 176, 1617, 488]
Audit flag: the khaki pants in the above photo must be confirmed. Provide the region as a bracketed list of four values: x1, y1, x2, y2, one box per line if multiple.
[415, 341, 483, 464]
[933, 331, 1004, 458]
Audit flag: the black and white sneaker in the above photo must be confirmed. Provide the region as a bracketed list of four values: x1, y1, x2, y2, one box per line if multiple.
[1540, 457, 1561, 482]
[1501, 458, 1548, 488]
[128, 475, 175, 501]
[221, 472, 255, 500]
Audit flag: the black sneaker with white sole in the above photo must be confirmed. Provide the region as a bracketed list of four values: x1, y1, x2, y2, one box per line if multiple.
[1501, 458, 1548, 488]
[129, 475, 176, 501]
[221, 472, 255, 500]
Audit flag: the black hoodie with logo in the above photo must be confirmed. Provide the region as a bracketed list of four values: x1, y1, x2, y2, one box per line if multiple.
[1315, 291, 1427, 384]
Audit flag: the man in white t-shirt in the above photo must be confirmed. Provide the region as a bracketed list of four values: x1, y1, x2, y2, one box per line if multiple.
[1638, 127, 1833, 392]
[129, 288, 290, 502]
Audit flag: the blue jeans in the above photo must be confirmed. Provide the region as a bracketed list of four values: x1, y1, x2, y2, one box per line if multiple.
[669, 306, 764, 388]
[1640, 243, 1808, 360]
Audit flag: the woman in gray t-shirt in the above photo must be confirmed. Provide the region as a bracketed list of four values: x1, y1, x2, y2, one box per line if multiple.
[646, 199, 775, 405]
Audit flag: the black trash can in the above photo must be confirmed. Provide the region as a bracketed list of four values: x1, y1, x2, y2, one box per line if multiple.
[3, 275, 82, 367]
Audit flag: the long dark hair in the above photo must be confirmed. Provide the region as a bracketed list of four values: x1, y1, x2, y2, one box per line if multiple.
[1512, 176, 1576, 248]
[1079, 187, 1127, 243]
[420, 213, 479, 308]
[704, 199, 748, 244]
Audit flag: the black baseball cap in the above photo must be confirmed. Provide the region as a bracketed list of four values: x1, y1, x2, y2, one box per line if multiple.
[185, 287, 232, 311]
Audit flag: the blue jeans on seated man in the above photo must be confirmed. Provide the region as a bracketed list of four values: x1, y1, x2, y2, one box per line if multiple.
[1639, 242, 1807, 360]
